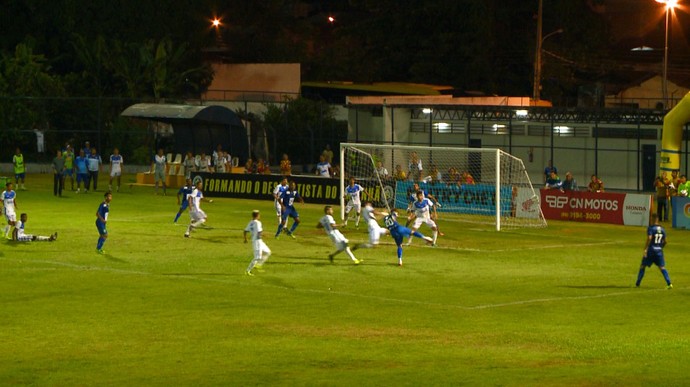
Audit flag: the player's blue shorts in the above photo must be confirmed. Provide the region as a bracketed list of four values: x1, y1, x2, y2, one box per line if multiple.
[389, 225, 413, 246]
[15, 172, 25, 180]
[64, 169, 74, 177]
[179, 200, 189, 211]
[641, 249, 665, 267]
[77, 173, 88, 183]
[96, 220, 108, 236]
[281, 206, 299, 220]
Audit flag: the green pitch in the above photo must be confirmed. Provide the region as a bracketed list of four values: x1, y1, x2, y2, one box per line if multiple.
[1, 174, 688, 386]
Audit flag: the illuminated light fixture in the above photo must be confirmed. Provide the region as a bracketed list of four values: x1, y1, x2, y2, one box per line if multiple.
[422, 108, 433, 114]
[492, 124, 506, 130]
[515, 109, 528, 118]
[554, 125, 571, 133]
[328, 16, 335, 23]
[212, 18, 221, 27]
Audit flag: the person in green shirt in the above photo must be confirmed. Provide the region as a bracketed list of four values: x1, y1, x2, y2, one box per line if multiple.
[12, 148, 25, 190]
[63, 145, 75, 191]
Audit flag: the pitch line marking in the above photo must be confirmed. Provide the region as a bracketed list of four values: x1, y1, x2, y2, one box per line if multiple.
[10, 258, 676, 311]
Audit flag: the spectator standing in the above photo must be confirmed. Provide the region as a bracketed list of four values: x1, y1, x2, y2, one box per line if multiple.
[214, 151, 227, 173]
[587, 174, 604, 193]
[561, 172, 578, 191]
[12, 148, 26, 190]
[52, 149, 66, 197]
[109, 148, 124, 192]
[152, 148, 167, 195]
[545, 171, 562, 190]
[196, 152, 211, 172]
[86, 148, 102, 192]
[322, 144, 334, 165]
[315, 155, 332, 178]
[82, 141, 91, 157]
[75, 149, 89, 193]
[280, 153, 292, 176]
[408, 151, 423, 182]
[544, 161, 558, 183]
[375, 160, 389, 179]
[677, 175, 689, 197]
[256, 158, 270, 175]
[183, 151, 196, 179]
[654, 174, 670, 222]
[244, 158, 256, 174]
[393, 165, 406, 180]
[63, 145, 75, 191]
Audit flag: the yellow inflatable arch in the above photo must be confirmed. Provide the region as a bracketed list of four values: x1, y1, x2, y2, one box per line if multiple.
[660, 92, 690, 174]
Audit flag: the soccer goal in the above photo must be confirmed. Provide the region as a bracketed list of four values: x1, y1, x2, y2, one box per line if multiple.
[340, 143, 546, 231]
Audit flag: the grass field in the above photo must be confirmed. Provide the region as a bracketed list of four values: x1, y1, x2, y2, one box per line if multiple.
[1, 174, 688, 386]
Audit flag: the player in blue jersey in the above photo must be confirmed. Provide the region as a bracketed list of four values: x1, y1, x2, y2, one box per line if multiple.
[343, 177, 367, 228]
[174, 178, 194, 223]
[95, 191, 112, 254]
[383, 209, 433, 266]
[275, 181, 304, 239]
[635, 214, 673, 289]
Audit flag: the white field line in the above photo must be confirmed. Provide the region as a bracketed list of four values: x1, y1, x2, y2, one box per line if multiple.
[9, 258, 674, 311]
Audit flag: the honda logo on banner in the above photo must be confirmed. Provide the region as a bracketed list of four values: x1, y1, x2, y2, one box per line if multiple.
[545, 195, 568, 209]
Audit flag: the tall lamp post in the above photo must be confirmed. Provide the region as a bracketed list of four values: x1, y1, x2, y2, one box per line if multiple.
[532, 0, 563, 101]
[655, 0, 678, 108]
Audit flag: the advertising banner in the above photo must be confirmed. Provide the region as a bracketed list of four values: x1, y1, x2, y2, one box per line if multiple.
[671, 196, 690, 229]
[190, 173, 395, 206]
[540, 189, 651, 226]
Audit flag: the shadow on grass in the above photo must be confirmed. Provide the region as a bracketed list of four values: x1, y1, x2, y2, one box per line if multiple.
[103, 254, 128, 263]
[560, 285, 632, 289]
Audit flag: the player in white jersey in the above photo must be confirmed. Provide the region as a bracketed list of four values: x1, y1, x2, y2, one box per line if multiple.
[353, 201, 389, 249]
[184, 181, 208, 238]
[272, 178, 289, 227]
[317, 206, 360, 264]
[109, 148, 124, 192]
[343, 177, 367, 228]
[244, 210, 272, 275]
[407, 191, 438, 246]
[12, 213, 57, 242]
[2, 182, 18, 239]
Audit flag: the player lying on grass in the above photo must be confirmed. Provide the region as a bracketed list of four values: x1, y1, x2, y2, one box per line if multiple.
[12, 213, 57, 242]
[383, 209, 433, 266]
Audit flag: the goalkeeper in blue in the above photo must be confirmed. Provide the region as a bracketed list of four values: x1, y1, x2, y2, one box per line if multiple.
[383, 210, 433, 266]
[635, 214, 672, 289]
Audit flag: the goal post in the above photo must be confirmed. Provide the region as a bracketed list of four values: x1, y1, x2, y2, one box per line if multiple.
[340, 143, 546, 231]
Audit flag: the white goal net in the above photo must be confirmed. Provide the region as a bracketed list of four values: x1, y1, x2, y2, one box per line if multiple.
[340, 143, 546, 231]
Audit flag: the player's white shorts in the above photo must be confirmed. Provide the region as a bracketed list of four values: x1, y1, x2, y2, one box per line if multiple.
[345, 201, 361, 214]
[4, 210, 16, 223]
[110, 168, 121, 177]
[274, 200, 282, 217]
[367, 219, 388, 245]
[190, 209, 207, 222]
[413, 216, 437, 229]
[252, 239, 271, 260]
[329, 230, 349, 250]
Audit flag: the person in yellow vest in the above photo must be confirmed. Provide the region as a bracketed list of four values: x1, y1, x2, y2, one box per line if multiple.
[63, 145, 76, 191]
[12, 148, 26, 190]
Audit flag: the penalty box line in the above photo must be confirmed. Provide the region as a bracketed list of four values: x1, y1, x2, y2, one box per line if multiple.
[12, 258, 676, 311]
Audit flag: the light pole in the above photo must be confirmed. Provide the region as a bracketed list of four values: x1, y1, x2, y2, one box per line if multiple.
[655, 0, 678, 108]
[532, 0, 563, 101]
